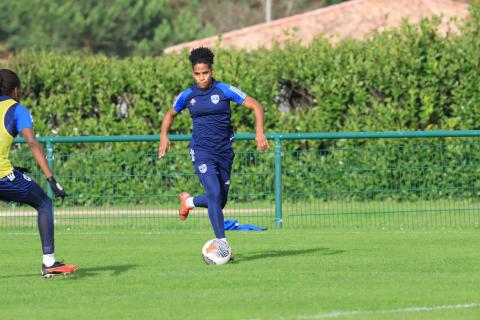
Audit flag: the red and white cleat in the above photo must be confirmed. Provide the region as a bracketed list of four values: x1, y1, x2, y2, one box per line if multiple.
[41, 261, 79, 278]
[179, 192, 192, 221]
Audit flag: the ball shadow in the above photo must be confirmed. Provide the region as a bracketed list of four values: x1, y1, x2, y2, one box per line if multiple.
[235, 247, 344, 262]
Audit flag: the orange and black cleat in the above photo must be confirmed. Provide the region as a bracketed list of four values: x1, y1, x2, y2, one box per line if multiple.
[178, 192, 192, 221]
[41, 261, 79, 278]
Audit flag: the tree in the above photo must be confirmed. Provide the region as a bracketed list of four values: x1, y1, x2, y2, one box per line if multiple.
[0, 0, 213, 56]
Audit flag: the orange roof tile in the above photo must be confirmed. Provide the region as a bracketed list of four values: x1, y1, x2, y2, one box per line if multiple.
[164, 0, 469, 54]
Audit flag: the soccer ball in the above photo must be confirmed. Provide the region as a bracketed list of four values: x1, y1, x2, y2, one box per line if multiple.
[202, 239, 232, 265]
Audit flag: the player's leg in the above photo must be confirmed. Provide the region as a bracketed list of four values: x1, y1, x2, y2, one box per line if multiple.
[189, 152, 233, 209]
[0, 170, 55, 255]
[217, 153, 234, 209]
[23, 179, 55, 255]
[0, 170, 77, 277]
[21, 177, 78, 277]
[178, 148, 207, 218]
[199, 174, 225, 239]
[191, 160, 225, 238]
[178, 154, 211, 218]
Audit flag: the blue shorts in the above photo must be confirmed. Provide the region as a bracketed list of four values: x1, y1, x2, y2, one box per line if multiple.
[190, 149, 234, 181]
[0, 169, 50, 208]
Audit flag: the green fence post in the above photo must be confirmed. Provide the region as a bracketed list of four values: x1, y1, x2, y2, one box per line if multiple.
[274, 137, 283, 228]
[46, 140, 54, 199]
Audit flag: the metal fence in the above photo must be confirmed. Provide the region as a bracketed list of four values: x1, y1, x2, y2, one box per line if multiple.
[1, 131, 480, 229]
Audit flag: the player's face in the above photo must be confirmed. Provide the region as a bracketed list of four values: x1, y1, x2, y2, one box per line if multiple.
[192, 63, 212, 89]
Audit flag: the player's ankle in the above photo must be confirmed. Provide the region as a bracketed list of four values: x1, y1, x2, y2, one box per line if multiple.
[43, 253, 55, 267]
[186, 197, 195, 208]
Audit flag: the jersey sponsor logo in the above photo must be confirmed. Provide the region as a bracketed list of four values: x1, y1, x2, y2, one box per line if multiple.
[190, 98, 196, 106]
[198, 164, 207, 174]
[228, 86, 247, 99]
[211, 95, 220, 104]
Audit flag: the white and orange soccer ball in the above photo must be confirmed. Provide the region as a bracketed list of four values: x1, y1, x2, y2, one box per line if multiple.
[202, 239, 232, 265]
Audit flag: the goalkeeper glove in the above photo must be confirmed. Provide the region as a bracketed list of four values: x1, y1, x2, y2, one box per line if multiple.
[47, 176, 67, 200]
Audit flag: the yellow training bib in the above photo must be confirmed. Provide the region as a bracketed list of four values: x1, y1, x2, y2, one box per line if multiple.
[0, 99, 17, 178]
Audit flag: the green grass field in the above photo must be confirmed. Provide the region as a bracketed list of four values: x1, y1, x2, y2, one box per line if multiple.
[0, 227, 479, 320]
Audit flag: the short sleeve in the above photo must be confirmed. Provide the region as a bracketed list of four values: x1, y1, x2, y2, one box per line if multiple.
[172, 88, 192, 113]
[217, 82, 247, 105]
[15, 104, 33, 132]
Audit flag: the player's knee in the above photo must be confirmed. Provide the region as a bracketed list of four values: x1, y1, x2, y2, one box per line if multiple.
[207, 189, 222, 203]
[38, 196, 53, 213]
[221, 198, 228, 209]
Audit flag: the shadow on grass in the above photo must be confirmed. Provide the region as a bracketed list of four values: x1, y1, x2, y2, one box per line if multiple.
[0, 273, 39, 279]
[72, 264, 138, 279]
[236, 247, 344, 262]
[0, 264, 138, 280]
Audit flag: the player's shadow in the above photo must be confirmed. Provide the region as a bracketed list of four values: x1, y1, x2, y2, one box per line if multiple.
[237, 247, 344, 262]
[0, 273, 39, 279]
[72, 264, 138, 279]
[0, 264, 138, 280]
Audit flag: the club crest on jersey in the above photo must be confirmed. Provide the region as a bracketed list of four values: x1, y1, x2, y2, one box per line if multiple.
[190, 98, 196, 106]
[211, 95, 219, 104]
[198, 164, 207, 174]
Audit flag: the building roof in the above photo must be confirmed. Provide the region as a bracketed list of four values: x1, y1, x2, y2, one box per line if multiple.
[164, 0, 470, 54]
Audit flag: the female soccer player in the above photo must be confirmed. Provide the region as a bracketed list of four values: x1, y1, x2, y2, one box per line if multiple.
[158, 47, 269, 251]
[0, 69, 78, 277]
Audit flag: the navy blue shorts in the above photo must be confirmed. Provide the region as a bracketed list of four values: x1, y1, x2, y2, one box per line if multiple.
[0, 169, 50, 209]
[190, 149, 234, 182]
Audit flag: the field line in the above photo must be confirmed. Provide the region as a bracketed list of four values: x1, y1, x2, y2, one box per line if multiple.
[292, 303, 480, 319]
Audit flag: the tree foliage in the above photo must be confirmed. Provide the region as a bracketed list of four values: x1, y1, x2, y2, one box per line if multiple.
[0, 0, 347, 56]
[0, 0, 213, 56]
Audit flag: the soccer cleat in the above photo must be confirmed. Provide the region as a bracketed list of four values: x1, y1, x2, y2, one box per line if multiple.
[41, 261, 79, 278]
[229, 251, 235, 262]
[179, 192, 192, 221]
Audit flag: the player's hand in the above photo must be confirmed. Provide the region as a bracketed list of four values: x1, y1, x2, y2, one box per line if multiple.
[47, 176, 67, 200]
[158, 135, 171, 159]
[255, 133, 269, 152]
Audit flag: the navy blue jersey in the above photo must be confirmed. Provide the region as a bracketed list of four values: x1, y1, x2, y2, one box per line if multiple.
[172, 79, 247, 155]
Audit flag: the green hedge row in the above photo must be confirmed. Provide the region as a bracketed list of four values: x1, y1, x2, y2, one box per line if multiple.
[6, 4, 480, 202]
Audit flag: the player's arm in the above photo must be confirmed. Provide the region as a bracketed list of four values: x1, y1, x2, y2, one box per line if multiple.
[22, 128, 67, 199]
[22, 128, 52, 177]
[158, 108, 179, 159]
[241, 96, 269, 151]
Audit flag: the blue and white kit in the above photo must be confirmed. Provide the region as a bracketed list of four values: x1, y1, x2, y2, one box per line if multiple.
[173, 79, 247, 238]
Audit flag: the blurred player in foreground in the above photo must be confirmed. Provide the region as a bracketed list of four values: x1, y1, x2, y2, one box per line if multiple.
[0, 69, 78, 277]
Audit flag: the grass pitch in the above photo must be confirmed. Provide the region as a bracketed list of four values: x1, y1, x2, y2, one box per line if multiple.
[0, 228, 479, 320]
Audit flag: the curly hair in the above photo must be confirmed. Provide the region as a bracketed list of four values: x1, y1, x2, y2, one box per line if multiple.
[0, 69, 20, 96]
[189, 47, 214, 68]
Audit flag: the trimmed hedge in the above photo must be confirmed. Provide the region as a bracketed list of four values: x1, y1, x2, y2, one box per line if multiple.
[5, 4, 480, 202]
